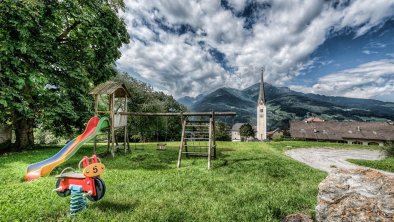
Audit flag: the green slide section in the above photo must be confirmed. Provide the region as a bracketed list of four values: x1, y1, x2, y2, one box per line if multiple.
[64, 116, 110, 161]
[64, 117, 109, 161]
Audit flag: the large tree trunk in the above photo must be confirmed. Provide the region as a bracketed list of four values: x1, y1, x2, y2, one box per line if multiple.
[13, 116, 34, 151]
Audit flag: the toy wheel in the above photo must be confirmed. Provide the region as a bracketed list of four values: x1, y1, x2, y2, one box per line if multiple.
[55, 179, 71, 197]
[87, 177, 106, 201]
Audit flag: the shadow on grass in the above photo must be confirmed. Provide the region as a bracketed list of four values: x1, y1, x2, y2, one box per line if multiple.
[215, 156, 269, 168]
[218, 147, 236, 152]
[91, 200, 140, 213]
[215, 155, 296, 178]
[99, 149, 180, 171]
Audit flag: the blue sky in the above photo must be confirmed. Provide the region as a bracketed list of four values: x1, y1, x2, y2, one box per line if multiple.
[116, 0, 394, 102]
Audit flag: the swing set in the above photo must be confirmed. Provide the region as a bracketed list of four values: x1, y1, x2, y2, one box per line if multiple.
[89, 81, 236, 169]
[121, 112, 235, 169]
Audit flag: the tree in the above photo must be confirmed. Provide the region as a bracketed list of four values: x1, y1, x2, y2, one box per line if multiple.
[0, 0, 129, 150]
[114, 73, 187, 142]
[215, 121, 231, 141]
[239, 123, 255, 141]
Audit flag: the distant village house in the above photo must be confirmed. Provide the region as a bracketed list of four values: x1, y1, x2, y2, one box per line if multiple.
[290, 119, 394, 146]
[231, 123, 282, 141]
[231, 123, 257, 141]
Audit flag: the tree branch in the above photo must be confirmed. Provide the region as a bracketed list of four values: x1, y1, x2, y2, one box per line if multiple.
[56, 21, 81, 42]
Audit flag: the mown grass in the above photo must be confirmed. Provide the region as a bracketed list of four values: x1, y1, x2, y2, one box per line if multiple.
[349, 158, 394, 173]
[0, 141, 377, 221]
[348, 144, 394, 173]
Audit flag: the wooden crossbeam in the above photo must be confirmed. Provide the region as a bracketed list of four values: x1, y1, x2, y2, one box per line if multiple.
[118, 111, 236, 117]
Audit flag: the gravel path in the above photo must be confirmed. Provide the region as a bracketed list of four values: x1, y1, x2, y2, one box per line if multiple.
[285, 148, 388, 173]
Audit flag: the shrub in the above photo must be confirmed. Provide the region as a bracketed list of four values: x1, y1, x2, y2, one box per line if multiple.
[384, 142, 394, 157]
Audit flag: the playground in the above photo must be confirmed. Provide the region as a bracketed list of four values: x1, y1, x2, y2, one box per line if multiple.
[1, 141, 389, 221]
[3, 1, 394, 221]
[1, 81, 389, 221]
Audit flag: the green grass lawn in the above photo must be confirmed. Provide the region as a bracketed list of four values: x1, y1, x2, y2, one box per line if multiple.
[349, 158, 394, 173]
[0, 141, 380, 221]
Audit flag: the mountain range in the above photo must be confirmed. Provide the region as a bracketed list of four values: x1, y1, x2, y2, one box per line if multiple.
[178, 83, 394, 130]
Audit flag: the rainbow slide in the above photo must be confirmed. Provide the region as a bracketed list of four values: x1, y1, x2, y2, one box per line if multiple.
[25, 116, 109, 181]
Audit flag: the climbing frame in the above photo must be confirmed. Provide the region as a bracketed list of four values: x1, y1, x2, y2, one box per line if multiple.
[177, 115, 217, 169]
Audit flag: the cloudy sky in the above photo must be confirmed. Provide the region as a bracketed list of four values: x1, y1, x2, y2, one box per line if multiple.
[116, 0, 394, 102]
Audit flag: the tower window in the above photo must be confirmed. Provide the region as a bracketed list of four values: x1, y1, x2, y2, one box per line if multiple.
[260, 109, 264, 112]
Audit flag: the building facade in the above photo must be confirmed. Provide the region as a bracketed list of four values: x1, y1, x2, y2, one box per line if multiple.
[290, 120, 394, 146]
[256, 68, 267, 141]
[231, 123, 257, 141]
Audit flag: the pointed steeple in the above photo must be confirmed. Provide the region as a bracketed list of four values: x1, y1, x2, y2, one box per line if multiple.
[257, 67, 265, 104]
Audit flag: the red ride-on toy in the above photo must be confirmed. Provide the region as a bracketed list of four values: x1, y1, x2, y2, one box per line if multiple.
[54, 155, 106, 201]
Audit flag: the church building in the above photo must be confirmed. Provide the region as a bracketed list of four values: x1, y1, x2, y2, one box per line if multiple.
[256, 68, 267, 140]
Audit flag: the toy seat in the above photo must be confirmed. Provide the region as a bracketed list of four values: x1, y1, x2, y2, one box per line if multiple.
[55, 172, 85, 179]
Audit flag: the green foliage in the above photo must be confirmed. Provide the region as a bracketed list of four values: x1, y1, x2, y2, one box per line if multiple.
[272, 134, 285, 141]
[0, 141, 331, 221]
[384, 142, 394, 157]
[215, 121, 231, 141]
[114, 73, 187, 142]
[33, 128, 64, 145]
[239, 123, 255, 140]
[0, 0, 129, 148]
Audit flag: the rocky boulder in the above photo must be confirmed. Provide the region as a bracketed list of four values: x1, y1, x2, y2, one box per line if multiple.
[316, 168, 394, 222]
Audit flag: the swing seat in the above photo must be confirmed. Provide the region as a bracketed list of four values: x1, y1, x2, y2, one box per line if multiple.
[156, 143, 167, 150]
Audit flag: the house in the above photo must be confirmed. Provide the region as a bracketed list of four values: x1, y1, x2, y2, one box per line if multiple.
[267, 128, 282, 140]
[231, 123, 257, 141]
[304, 117, 325, 123]
[290, 120, 394, 146]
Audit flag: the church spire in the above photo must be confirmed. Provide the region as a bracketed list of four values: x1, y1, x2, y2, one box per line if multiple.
[257, 67, 265, 104]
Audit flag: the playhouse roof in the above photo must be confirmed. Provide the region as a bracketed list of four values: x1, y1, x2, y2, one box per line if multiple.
[89, 81, 131, 97]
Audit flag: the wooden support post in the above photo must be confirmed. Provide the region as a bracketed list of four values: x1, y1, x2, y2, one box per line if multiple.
[177, 118, 187, 168]
[212, 112, 217, 159]
[111, 93, 115, 158]
[93, 94, 99, 154]
[93, 136, 96, 155]
[107, 128, 110, 153]
[124, 95, 130, 153]
[118, 111, 236, 117]
[123, 95, 126, 153]
[208, 117, 213, 169]
[94, 94, 99, 115]
[124, 126, 127, 153]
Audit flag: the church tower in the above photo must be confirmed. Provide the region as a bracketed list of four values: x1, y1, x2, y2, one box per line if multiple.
[256, 68, 267, 140]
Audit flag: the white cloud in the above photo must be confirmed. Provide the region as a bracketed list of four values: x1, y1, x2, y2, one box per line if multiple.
[290, 60, 394, 101]
[363, 50, 378, 55]
[117, 0, 394, 98]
